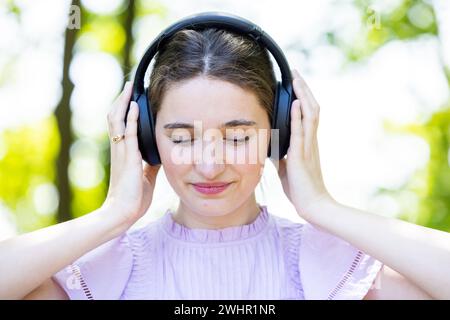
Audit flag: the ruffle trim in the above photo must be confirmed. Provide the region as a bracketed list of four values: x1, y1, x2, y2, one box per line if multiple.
[328, 254, 384, 300]
[161, 204, 270, 243]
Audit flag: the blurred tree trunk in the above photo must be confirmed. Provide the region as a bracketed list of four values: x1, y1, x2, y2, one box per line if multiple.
[54, 0, 80, 222]
[123, 0, 136, 75]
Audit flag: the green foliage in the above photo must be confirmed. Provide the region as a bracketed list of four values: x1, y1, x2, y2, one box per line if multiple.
[343, 0, 450, 231]
[0, 116, 59, 232]
[68, 1, 167, 220]
[77, 18, 127, 55]
[335, 0, 438, 61]
[382, 107, 450, 231]
[71, 183, 107, 218]
[136, 0, 167, 18]
[70, 135, 110, 218]
[3, 0, 21, 18]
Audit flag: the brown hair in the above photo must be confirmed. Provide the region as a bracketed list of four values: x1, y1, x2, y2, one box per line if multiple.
[148, 28, 277, 125]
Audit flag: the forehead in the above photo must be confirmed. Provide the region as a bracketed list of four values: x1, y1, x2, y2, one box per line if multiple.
[157, 76, 266, 126]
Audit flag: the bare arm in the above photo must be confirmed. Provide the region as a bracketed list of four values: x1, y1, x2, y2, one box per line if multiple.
[0, 82, 160, 300]
[22, 278, 69, 300]
[363, 265, 432, 300]
[276, 70, 450, 300]
[0, 205, 129, 300]
[304, 199, 450, 300]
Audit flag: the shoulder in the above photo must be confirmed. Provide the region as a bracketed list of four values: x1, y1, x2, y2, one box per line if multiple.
[51, 217, 163, 300]
[122, 218, 163, 258]
[268, 211, 383, 300]
[51, 232, 132, 300]
[270, 213, 304, 238]
[126, 218, 161, 242]
[298, 222, 383, 300]
[269, 214, 304, 260]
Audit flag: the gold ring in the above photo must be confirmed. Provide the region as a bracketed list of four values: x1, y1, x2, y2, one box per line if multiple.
[112, 134, 125, 143]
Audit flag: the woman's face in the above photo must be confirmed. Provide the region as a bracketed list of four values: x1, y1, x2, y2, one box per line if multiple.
[154, 76, 271, 217]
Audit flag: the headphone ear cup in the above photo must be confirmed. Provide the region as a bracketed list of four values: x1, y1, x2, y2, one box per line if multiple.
[135, 90, 161, 165]
[268, 81, 291, 160]
[267, 82, 279, 159]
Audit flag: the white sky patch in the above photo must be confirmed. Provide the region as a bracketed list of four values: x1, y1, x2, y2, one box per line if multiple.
[70, 51, 124, 137]
[0, 201, 17, 240]
[32, 182, 59, 216]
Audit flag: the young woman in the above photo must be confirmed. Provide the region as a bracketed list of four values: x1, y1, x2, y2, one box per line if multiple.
[1, 28, 449, 300]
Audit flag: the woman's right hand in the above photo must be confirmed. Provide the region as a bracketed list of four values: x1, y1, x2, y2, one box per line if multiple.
[103, 81, 161, 227]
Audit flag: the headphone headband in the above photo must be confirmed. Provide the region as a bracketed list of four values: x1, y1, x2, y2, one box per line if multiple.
[130, 11, 295, 165]
[133, 11, 293, 95]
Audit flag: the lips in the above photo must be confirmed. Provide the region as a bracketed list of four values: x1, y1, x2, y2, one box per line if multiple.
[191, 182, 233, 195]
[192, 182, 231, 187]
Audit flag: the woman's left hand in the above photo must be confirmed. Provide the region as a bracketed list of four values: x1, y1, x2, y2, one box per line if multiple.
[272, 69, 334, 220]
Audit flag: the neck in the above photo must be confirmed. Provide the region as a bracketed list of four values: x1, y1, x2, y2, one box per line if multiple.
[172, 195, 262, 230]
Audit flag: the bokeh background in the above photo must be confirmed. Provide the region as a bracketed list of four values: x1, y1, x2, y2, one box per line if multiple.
[0, 0, 449, 239]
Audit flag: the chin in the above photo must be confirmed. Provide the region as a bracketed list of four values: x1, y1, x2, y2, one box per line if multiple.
[183, 197, 236, 217]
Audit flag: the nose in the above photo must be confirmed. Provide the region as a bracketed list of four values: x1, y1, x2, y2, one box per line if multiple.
[193, 140, 226, 180]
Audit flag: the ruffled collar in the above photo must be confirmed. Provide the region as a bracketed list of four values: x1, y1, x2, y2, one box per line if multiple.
[161, 205, 270, 243]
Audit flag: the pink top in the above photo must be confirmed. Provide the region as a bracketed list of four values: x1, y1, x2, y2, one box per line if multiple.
[52, 205, 383, 300]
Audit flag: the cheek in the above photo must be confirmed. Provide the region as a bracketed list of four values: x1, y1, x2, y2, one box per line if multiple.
[233, 163, 263, 186]
[160, 159, 192, 193]
[156, 132, 193, 165]
[156, 138, 191, 184]
[224, 137, 268, 166]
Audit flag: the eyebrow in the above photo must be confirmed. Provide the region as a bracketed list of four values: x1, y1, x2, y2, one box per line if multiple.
[163, 119, 257, 129]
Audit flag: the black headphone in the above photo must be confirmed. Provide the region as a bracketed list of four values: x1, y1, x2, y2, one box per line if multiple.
[130, 11, 295, 165]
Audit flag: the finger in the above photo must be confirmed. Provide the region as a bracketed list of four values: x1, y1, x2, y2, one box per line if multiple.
[124, 101, 141, 163]
[111, 81, 133, 117]
[107, 137, 124, 195]
[116, 81, 134, 109]
[106, 82, 134, 196]
[292, 73, 319, 160]
[295, 88, 316, 159]
[108, 81, 134, 152]
[108, 81, 133, 137]
[291, 68, 300, 80]
[292, 69, 320, 115]
[299, 102, 317, 161]
[289, 99, 304, 154]
[119, 82, 134, 123]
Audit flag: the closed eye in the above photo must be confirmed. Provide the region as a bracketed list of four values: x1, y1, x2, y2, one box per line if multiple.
[171, 136, 250, 145]
[225, 136, 250, 145]
[171, 138, 194, 144]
